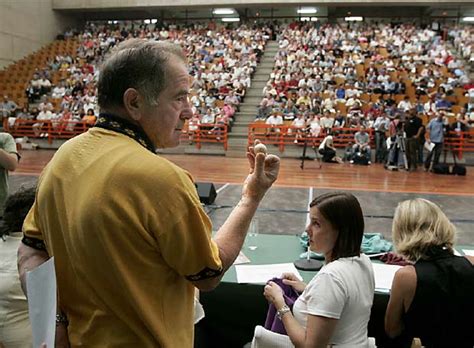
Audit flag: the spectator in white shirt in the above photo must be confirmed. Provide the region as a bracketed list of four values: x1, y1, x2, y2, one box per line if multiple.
[397, 96, 413, 113]
[265, 112, 284, 134]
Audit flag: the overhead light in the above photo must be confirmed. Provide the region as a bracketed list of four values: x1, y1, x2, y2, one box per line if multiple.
[144, 19, 151, 24]
[462, 17, 474, 22]
[213, 8, 235, 15]
[345, 16, 363, 21]
[300, 17, 318, 22]
[222, 17, 240, 22]
[297, 7, 317, 14]
[151, 19, 158, 24]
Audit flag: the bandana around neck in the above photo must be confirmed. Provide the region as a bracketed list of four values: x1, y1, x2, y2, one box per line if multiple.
[94, 113, 156, 153]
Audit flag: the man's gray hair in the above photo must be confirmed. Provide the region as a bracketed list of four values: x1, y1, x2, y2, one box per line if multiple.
[98, 39, 186, 109]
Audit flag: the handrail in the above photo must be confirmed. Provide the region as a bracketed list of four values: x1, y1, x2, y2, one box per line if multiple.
[248, 123, 473, 157]
[248, 124, 375, 152]
[3, 118, 92, 144]
[4, 118, 228, 149]
[182, 123, 228, 150]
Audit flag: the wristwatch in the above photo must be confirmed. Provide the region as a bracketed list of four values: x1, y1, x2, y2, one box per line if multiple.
[56, 313, 69, 326]
[276, 305, 291, 320]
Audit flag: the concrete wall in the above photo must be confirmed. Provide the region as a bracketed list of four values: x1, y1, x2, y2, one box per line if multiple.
[0, 0, 77, 69]
[52, 0, 474, 9]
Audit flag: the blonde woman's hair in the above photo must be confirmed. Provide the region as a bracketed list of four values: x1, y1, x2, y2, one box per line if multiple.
[392, 198, 456, 262]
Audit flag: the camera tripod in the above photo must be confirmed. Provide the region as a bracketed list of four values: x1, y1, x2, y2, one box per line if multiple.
[300, 131, 322, 170]
[386, 132, 408, 170]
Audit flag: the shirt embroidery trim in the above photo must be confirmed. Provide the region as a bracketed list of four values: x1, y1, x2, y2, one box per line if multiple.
[94, 113, 156, 153]
[185, 267, 223, 281]
[22, 236, 47, 251]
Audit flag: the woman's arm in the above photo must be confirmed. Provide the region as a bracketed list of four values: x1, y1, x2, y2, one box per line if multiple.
[385, 266, 417, 338]
[264, 281, 338, 348]
[303, 314, 338, 348]
[281, 311, 338, 348]
[0, 149, 18, 171]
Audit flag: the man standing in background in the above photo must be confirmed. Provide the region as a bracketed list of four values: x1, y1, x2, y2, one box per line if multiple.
[404, 110, 423, 171]
[373, 113, 390, 163]
[424, 112, 446, 171]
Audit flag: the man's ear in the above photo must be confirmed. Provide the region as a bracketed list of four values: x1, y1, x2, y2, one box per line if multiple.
[123, 88, 142, 121]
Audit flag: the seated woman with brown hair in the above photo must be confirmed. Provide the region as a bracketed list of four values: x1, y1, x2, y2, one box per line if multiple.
[255, 192, 375, 347]
[385, 198, 474, 348]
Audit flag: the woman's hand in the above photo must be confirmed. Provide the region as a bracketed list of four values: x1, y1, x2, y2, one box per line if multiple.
[242, 140, 280, 203]
[264, 281, 286, 309]
[282, 273, 307, 293]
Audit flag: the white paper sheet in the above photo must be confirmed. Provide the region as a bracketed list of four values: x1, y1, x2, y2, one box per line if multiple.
[26, 257, 57, 348]
[193, 297, 205, 324]
[235, 263, 303, 284]
[251, 325, 293, 348]
[424, 141, 435, 152]
[233, 251, 251, 265]
[372, 263, 402, 293]
[367, 252, 388, 258]
[462, 249, 474, 256]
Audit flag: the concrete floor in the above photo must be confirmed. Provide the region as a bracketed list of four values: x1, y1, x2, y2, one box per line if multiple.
[209, 183, 474, 246]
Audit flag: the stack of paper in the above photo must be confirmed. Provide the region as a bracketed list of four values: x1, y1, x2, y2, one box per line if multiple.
[463, 249, 474, 257]
[26, 257, 57, 348]
[372, 263, 402, 293]
[235, 263, 303, 284]
[233, 251, 251, 265]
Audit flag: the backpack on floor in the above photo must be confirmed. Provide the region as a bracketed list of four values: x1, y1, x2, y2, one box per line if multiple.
[450, 151, 467, 176]
[353, 152, 370, 165]
[432, 163, 450, 175]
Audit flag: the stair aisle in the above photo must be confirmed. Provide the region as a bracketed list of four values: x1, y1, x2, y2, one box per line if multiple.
[226, 40, 279, 157]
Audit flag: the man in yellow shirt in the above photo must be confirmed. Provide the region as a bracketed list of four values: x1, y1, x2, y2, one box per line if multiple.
[18, 39, 280, 347]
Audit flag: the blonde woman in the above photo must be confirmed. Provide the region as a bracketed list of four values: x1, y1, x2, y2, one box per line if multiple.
[385, 199, 474, 348]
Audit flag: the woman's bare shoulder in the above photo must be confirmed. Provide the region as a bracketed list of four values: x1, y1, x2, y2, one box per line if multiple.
[393, 265, 417, 291]
[465, 255, 474, 265]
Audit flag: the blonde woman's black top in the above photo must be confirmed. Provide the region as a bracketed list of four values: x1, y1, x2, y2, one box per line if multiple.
[403, 247, 474, 348]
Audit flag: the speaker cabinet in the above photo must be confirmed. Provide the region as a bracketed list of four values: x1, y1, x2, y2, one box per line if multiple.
[195, 182, 217, 205]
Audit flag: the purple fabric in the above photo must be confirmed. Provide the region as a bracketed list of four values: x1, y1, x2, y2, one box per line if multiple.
[380, 252, 411, 266]
[264, 277, 300, 335]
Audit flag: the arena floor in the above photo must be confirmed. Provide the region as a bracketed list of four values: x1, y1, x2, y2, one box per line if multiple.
[11, 149, 474, 246]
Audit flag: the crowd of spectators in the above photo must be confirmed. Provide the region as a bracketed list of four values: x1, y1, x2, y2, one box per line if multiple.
[2, 20, 474, 156]
[260, 22, 472, 122]
[449, 25, 474, 69]
[255, 21, 473, 165]
[6, 22, 272, 142]
[183, 23, 271, 137]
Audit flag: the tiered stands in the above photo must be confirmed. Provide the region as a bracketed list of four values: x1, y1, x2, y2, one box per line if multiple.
[1, 23, 273, 150]
[254, 22, 473, 156]
[0, 39, 79, 109]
